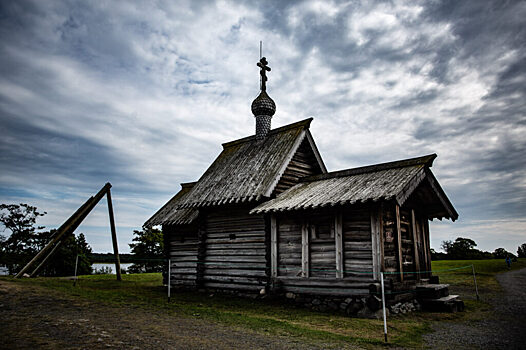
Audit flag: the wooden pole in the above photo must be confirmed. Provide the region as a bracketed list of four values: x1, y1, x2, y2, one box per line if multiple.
[106, 187, 122, 281]
[381, 272, 388, 343]
[15, 184, 111, 278]
[30, 240, 62, 277]
[472, 264, 480, 301]
[73, 254, 79, 287]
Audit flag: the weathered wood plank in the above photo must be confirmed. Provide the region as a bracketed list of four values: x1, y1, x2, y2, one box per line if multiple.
[301, 222, 309, 277]
[396, 204, 404, 282]
[271, 215, 277, 278]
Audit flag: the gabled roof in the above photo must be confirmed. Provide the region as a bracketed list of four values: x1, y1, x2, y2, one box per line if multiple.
[251, 154, 458, 221]
[144, 182, 199, 227]
[174, 118, 326, 208]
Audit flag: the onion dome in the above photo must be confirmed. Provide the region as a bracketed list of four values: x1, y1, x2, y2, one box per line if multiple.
[251, 90, 276, 117]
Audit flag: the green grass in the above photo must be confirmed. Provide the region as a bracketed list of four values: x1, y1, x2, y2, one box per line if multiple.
[432, 258, 526, 294]
[2, 258, 524, 349]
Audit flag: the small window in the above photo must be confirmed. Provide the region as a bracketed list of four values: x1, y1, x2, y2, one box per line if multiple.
[309, 215, 334, 240]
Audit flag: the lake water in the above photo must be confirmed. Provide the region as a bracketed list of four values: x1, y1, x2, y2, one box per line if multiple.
[92, 263, 133, 274]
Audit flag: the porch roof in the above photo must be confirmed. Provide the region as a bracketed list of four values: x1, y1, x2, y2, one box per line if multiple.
[251, 154, 458, 221]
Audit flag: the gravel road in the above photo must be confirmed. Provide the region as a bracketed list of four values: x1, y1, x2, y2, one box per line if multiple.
[424, 267, 526, 349]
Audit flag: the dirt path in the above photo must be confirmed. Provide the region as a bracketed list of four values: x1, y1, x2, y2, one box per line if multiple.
[424, 267, 526, 349]
[0, 280, 355, 350]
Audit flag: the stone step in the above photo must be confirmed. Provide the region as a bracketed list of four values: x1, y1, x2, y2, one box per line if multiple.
[421, 295, 464, 313]
[416, 283, 450, 299]
[423, 294, 459, 302]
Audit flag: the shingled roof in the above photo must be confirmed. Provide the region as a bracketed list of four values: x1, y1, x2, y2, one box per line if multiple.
[174, 118, 325, 208]
[251, 154, 458, 221]
[144, 182, 199, 227]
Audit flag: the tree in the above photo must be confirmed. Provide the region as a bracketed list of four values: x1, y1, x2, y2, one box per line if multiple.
[0, 204, 46, 272]
[35, 230, 93, 276]
[0, 203, 93, 276]
[440, 237, 491, 260]
[128, 227, 164, 273]
[493, 248, 515, 259]
[517, 243, 526, 258]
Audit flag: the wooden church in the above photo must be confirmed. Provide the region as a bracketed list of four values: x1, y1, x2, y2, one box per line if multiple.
[145, 57, 458, 302]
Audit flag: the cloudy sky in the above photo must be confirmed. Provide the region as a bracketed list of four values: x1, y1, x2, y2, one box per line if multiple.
[0, 0, 524, 254]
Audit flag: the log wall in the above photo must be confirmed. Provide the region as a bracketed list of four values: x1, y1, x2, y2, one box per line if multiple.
[399, 208, 415, 279]
[202, 206, 267, 292]
[277, 215, 302, 277]
[342, 207, 374, 281]
[274, 206, 375, 297]
[382, 205, 398, 275]
[166, 224, 199, 288]
[381, 203, 431, 281]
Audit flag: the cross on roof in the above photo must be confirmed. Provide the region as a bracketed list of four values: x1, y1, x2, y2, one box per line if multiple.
[257, 57, 271, 91]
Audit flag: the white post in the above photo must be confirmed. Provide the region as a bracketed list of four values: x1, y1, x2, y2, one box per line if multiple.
[472, 264, 479, 301]
[381, 272, 388, 343]
[167, 258, 171, 302]
[73, 254, 79, 287]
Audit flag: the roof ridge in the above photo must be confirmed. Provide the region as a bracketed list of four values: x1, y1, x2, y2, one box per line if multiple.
[302, 154, 437, 182]
[180, 181, 197, 189]
[222, 118, 313, 149]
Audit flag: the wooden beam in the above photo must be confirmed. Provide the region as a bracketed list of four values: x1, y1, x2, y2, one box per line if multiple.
[106, 187, 121, 281]
[379, 203, 385, 272]
[411, 209, 421, 279]
[370, 207, 381, 280]
[270, 215, 278, 278]
[423, 216, 432, 273]
[30, 240, 62, 277]
[395, 204, 404, 282]
[301, 220, 309, 278]
[335, 210, 343, 279]
[15, 183, 111, 278]
[420, 214, 429, 277]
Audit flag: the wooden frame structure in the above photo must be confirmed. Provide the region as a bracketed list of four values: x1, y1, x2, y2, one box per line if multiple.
[15, 183, 122, 280]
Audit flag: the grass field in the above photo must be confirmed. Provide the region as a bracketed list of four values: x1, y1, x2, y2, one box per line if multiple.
[2, 258, 524, 349]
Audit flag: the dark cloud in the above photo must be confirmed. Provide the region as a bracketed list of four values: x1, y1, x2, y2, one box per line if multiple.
[0, 0, 524, 252]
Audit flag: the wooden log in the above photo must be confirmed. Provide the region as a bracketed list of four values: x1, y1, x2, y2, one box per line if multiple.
[15, 183, 110, 279]
[106, 188, 121, 281]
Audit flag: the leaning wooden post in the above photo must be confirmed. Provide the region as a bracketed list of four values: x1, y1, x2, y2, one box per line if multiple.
[471, 264, 479, 301]
[30, 240, 63, 277]
[106, 187, 122, 281]
[381, 272, 388, 343]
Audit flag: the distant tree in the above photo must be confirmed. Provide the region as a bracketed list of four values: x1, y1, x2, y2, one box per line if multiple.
[493, 247, 515, 259]
[431, 248, 447, 260]
[128, 227, 164, 273]
[517, 244, 526, 258]
[440, 237, 491, 260]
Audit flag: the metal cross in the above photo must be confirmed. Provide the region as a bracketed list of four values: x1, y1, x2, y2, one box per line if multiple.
[257, 57, 271, 91]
